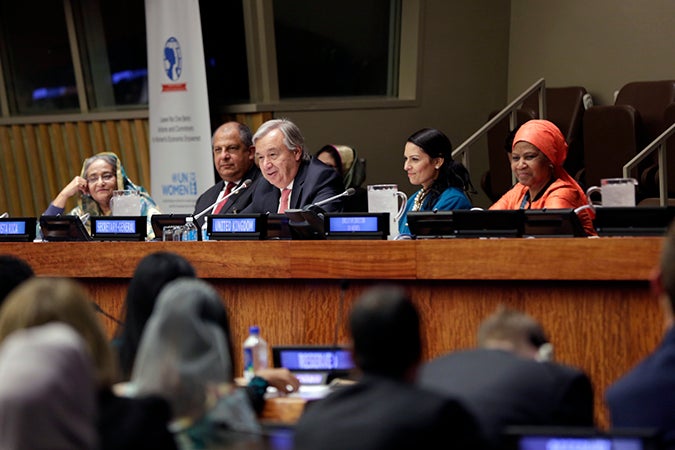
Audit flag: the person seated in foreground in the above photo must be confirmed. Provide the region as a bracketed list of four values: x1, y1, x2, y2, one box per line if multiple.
[0, 323, 98, 450]
[0, 254, 34, 306]
[128, 277, 264, 449]
[242, 118, 345, 214]
[0, 277, 178, 450]
[418, 307, 594, 450]
[293, 285, 486, 450]
[113, 251, 299, 411]
[115, 251, 198, 380]
[605, 222, 675, 449]
[489, 119, 596, 236]
[400, 127, 475, 235]
[43, 151, 161, 239]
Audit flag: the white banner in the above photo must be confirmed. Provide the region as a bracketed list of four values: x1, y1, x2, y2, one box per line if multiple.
[145, 0, 213, 213]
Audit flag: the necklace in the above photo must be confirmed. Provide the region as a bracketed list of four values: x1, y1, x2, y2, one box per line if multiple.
[412, 188, 428, 211]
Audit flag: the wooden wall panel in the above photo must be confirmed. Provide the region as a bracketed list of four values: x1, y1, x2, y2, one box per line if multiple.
[10, 125, 30, 211]
[0, 126, 18, 214]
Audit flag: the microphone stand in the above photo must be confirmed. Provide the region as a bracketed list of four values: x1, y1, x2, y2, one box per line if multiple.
[302, 188, 356, 212]
[194, 179, 252, 221]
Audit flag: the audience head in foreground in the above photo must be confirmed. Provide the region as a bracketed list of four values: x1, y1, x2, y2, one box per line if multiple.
[418, 306, 594, 450]
[294, 285, 485, 450]
[116, 251, 197, 380]
[0, 322, 98, 450]
[243, 118, 344, 214]
[131, 277, 261, 447]
[0, 277, 117, 387]
[489, 119, 596, 236]
[0, 254, 34, 306]
[605, 222, 675, 449]
[477, 306, 553, 362]
[0, 277, 178, 450]
[400, 127, 474, 235]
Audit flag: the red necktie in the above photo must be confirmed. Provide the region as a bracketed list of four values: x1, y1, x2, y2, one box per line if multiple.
[213, 182, 232, 214]
[278, 188, 291, 213]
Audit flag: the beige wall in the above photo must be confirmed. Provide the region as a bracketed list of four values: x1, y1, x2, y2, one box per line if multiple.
[509, 0, 675, 105]
[276, 0, 511, 208]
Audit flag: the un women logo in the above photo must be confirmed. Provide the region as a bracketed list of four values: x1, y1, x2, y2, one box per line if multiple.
[163, 37, 182, 81]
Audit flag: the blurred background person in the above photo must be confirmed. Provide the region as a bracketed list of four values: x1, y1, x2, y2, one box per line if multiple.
[294, 285, 485, 450]
[605, 222, 675, 450]
[128, 277, 263, 449]
[0, 323, 98, 450]
[399, 128, 474, 235]
[315, 144, 344, 176]
[192, 121, 263, 228]
[489, 119, 596, 236]
[0, 254, 34, 306]
[43, 151, 161, 239]
[0, 277, 178, 450]
[418, 307, 594, 450]
[316, 144, 368, 212]
[243, 119, 344, 214]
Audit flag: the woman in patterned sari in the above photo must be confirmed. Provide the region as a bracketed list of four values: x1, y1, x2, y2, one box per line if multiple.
[43, 151, 161, 239]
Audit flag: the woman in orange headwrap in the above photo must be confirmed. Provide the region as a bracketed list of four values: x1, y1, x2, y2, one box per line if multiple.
[489, 119, 596, 236]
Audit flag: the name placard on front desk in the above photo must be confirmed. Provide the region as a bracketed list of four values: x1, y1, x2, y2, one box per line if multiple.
[323, 213, 389, 240]
[0, 217, 37, 242]
[207, 214, 267, 240]
[90, 216, 146, 241]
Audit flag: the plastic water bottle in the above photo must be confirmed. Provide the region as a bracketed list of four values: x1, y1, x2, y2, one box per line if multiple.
[243, 325, 268, 381]
[33, 222, 44, 242]
[201, 220, 209, 241]
[181, 216, 198, 241]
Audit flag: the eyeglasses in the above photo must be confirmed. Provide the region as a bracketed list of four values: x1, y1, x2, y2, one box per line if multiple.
[86, 172, 115, 184]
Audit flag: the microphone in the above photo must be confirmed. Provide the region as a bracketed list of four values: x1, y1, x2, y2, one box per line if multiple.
[302, 188, 356, 211]
[91, 302, 123, 326]
[194, 179, 252, 220]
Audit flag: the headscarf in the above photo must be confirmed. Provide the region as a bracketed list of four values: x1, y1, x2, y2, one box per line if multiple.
[0, 323, 98, 450]
[131, 278, 260, 435]
[76, 151, 158, 218]
[512, 120, 587, 201]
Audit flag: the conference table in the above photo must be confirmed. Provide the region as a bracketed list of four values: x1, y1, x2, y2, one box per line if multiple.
[0, 236, 664, 427]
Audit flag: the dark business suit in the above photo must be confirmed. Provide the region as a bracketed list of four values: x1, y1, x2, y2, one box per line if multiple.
[242, 158, 344, 214]
[418, 348, 594, 449]
[192, 165, 262, 227]
[605, 327, 675, 449]
[293, 375, 486, 450]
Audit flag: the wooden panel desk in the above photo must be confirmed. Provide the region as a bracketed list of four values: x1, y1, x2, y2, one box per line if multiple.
[0, 237, 664, 427]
